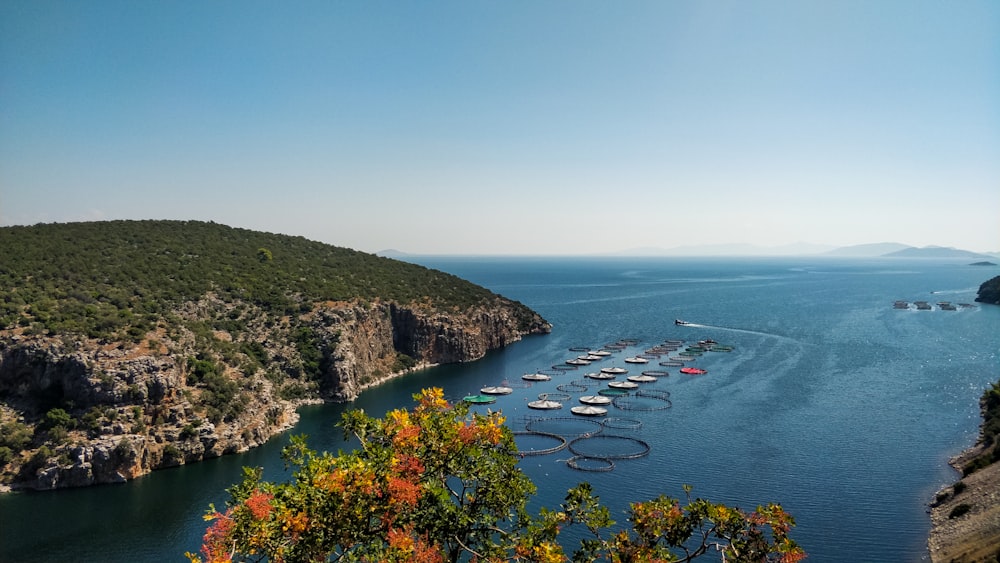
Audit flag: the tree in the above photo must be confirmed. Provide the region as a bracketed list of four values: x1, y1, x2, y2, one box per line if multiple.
[187, 388, 805, 563]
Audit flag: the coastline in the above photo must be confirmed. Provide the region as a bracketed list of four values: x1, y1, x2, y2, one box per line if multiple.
[927, 428, 1000, 561]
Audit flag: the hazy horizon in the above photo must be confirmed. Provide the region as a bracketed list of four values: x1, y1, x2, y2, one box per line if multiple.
[2, 2, 998, 255]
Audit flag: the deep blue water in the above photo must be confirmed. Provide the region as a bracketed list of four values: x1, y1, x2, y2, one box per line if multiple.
[1, 257, 997, 562]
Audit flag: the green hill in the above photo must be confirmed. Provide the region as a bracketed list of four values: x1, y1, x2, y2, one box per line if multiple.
[0, 221, 550, 491]
[0, 220, 541, 339]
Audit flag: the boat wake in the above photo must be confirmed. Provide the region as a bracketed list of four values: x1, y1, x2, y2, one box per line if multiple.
[676, 321, 798, 343]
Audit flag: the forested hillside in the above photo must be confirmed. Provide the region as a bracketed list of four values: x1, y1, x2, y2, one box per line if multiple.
[0, 220, 539, 339]
[0, 221, 549, 491]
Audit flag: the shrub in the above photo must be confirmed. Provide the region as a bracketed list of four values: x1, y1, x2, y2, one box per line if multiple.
[186, 388, 805, 563]
[948, 503, 972, 519]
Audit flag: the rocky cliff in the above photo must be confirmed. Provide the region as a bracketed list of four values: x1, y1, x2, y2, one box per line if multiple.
[0, 297, 550, 492]
[975, 275, 1000, 305]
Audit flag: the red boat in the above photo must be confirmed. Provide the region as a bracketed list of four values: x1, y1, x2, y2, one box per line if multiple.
[679, 367, 707, 375]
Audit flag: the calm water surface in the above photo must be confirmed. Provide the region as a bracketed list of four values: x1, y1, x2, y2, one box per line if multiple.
[2, 257, 997, 562]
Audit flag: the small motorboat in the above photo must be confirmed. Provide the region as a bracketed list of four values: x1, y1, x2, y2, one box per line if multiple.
[675, 319, 690, 326]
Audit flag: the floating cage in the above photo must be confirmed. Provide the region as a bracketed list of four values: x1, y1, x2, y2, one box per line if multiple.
[601, 367, 628, 374]
[608, 381, 639, 390]
[618, 338, 641, 345]
[512, 431, 567, 456]
[612, 394, 672, 411]
[500, 379, 533, 389]
[601, 417, 643, 430]
[598, 388, 630, 397]
[669, 356, 695, 362]
[566, 456, 615, 472]
[659, 361, 684, 367]
[638, 389, 671, 400]
[570, 378, 599, 388]
[585, 372, 615, 380]
[638, 353, 661, 360]
[680, 367, 708, 375]
[588, 350, 612, 357]
[624, 357, 649, 364]
[527, 400, 563, 410]
[627, 375, 657, 383]
[709, 346, 734, 352]
[565, 358, 591, 366]
[522, 373, 552, 381]
[539, 368, 564, 376]
[571, 405, 608, 417]
[480, 386, 513, 395]
[556, 382, 588, 393]
[568, 434, 651, 460]
[525, 416, 603, 437]
[538, 392, 572, 402]
[664, 339, 684, 345]
[568, 346, 592, 352]
[642, 370, 669, 377]
[551, 364, 578, 371]
[579, 395, 612, 405]
[462, 394, 497, 404]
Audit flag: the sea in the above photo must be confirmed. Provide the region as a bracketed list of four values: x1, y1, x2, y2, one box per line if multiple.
[1, 257, 997, 562]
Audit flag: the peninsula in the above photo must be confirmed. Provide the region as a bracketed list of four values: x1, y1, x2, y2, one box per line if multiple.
[0, 220, 551, 491]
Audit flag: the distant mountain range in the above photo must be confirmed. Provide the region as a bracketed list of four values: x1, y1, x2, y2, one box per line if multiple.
[379, 244, 1000, 260]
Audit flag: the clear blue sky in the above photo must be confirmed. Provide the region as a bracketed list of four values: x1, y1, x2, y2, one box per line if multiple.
[2, 1, 998, 254]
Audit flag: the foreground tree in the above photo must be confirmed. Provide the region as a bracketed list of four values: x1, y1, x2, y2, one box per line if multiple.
[188, 388, 804, 562]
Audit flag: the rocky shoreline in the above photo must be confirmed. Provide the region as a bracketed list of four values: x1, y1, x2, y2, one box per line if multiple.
[0, 298, 551, 492]
[927, 419, 1000, 562]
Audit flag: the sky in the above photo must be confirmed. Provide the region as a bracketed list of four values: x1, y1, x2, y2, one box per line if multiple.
[2, 1, 998, 255]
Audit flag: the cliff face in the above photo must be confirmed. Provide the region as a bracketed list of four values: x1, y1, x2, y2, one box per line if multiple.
[0, 299, 550, 491]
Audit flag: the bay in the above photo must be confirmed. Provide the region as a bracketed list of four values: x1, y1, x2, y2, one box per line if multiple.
[1, 257, 997, 562]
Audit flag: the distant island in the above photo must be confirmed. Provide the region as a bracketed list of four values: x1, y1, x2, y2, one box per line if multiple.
[970, 261, 997, 267]
[0, 220, 551, 492]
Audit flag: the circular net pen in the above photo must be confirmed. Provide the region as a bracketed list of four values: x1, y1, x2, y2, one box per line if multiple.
[642, 370, 669, 378]
[638, 389, 671, 400]
[566, 456, 615, 472]
[571, 378, 599, 388]
[659, 361, 684, 367]
[597, 388, 630, 397]
[538, 368, 564, 377]
[568, 346, 592, 352]
[500, 379, 534, 389]
[601, 417, 643, 431]
[512, 431, 568, 456]
[524, 416, 604, 438]
[556, 382, 588, 393]
[551, 364, 578, 371]
[537, 392, 572, 402]
[612, 394, 673, 411]
[568, 434, 651, 460]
